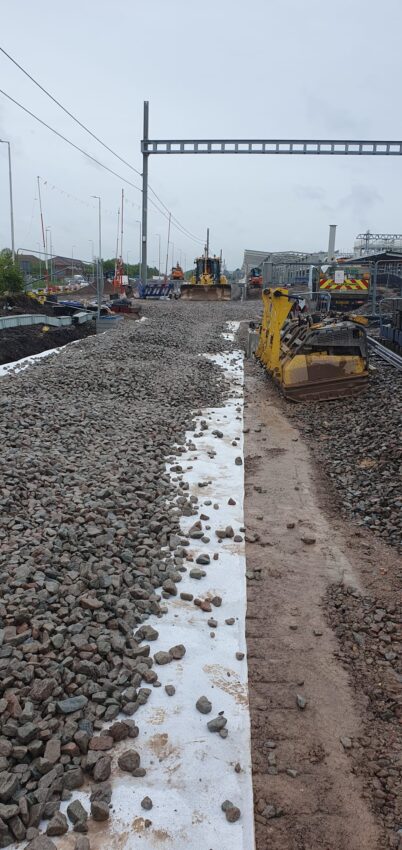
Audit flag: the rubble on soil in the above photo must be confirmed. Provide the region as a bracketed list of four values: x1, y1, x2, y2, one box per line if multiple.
[0, 322, 95, 367]
[325, 583, 402, 847]
[0, 301, 259, 845]
[286, 363, 402, 552]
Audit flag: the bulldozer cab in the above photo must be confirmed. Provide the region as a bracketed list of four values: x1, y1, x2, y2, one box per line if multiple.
[195, 256, 221, 284]
[180, 254, 231, 300]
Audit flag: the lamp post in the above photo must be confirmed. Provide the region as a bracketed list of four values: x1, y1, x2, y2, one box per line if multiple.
[155, 234, 161, 276]
[46, 227, 52, 282]
[91, 196, 102, 260]
[91, 196, 102, 315]
[0, 139, 15, 261]
[88, 240, 94, 282]
[71, 246, 75, 280]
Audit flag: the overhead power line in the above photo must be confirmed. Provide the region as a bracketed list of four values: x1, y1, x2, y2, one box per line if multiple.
[0, 45, 143, 178]
[0, 45, 204, 245]
[0, 87, 204, 246]
[0, 89, 141, 190]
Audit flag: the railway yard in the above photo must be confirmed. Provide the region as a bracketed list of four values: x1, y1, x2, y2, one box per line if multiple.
[0, 299, 401, 850]
[3, 3, 402, 849]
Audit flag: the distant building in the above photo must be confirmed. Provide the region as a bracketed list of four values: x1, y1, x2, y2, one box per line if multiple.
[18, 253, 87, 278]
[52, 256, 87, 278]
[17, 254, 40, 276]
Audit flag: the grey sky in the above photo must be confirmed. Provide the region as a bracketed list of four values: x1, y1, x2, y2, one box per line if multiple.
[1, 0, 402, 269]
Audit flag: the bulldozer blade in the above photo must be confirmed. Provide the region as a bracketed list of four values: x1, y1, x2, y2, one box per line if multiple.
[283, 373, 368, 402]
[180, 284, 231, 301]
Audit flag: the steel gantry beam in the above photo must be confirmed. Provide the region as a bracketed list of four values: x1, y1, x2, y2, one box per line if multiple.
[142, 139, 402, 156]
[140, 100, 402, 285]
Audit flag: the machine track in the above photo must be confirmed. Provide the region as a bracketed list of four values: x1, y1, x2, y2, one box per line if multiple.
[367, 335, 402, 369]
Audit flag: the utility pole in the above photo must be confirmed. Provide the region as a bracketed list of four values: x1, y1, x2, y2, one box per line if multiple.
[0, 140, 15, 262]
[141, 101, 149, 286]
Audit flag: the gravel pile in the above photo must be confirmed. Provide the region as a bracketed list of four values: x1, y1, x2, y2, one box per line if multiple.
[287, 363, 402, 552]
[0, 301, 257, 847]
[325, 583, 402, 848]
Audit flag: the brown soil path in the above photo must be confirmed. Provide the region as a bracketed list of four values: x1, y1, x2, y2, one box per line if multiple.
[244, 360, 382, 850]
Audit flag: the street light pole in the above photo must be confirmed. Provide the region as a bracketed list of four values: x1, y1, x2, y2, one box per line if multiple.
[0, 140, 15, 262]
[88, 240, 94, 283]
[154, 234, 161, 276]
[71, 246, 75, 279]
[46, 228, 53, 282]
[91, 195, 102, 312]
[91, 196, 102, 260]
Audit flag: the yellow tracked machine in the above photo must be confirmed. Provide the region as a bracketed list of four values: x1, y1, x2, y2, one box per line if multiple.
[256, 288, 369, 401]
[180, 230, 231, 301]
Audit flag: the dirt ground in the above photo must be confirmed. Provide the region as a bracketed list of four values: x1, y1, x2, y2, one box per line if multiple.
[0, 322, 95, 365]
[243, 358, 401, 850]
[0, 293, 59, 316]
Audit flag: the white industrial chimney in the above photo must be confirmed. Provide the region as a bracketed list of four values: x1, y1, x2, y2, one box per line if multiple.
[327, 224, 337, 261]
